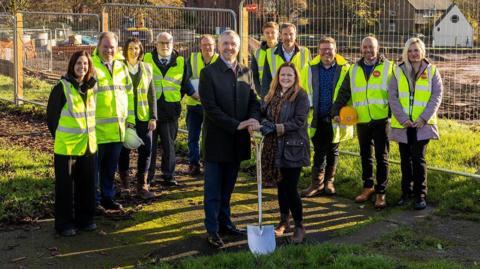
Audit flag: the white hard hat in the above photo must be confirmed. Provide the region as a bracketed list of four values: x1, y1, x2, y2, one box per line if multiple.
[123, 128, 144, 149]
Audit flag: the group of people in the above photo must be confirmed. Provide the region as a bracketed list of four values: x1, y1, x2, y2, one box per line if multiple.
[46, 21, 443, 249]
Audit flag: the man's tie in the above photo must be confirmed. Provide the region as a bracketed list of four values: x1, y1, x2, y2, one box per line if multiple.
[160, 58, 167, 66]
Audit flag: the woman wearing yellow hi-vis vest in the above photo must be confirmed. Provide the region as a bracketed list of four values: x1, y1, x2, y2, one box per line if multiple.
[118, 37, 158, 200]
[93, 32, 135, 213]
[331, 36, 393, 209]
[388, 38, 443, 210]
[47, 51, 97, 236]
[299, 37, 354, 198]
[262, 23, 311, 101]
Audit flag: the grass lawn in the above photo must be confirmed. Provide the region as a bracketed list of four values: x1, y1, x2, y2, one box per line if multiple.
[0, 74, 53, 104]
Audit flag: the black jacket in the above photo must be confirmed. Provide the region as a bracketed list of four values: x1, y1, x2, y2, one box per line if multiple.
[199, 59, 260, 163]
[46, 75, 96, 138]
[261, 89, 310, 168]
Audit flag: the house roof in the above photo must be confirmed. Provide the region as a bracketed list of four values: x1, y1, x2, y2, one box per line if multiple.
[408, 0, 451, 10]
[434, 4, 457, 27]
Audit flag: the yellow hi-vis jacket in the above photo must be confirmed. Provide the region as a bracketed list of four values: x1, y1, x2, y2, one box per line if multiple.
[143, 53, 185, 102]
[184, 52, 218, 106]
[135, 62, 153, 121]
[391, 63, 437, 128]
[301, 54, 354, 142]
[350, 58, 393, 123]
[266, 45, 311, 77]
[54, 79, 97, 155]
[254, 47, 267, 82]
[92, 51, 134, 144]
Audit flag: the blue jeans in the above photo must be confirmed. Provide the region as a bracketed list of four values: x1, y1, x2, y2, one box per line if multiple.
[96, 142, 123, 203]
[203, 161, 240, 234]
[186, 105, 203, 165]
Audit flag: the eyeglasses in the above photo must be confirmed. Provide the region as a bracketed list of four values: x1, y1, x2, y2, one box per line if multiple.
[157, 41, 172, 45]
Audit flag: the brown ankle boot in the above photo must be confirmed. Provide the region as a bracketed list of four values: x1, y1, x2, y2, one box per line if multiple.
[291, 222, 306, 244]
[119, 170, 130, 195]
[301, 167, 325, 197]
[374, 194, 386, 209]
[355, 188, 375, 203]
[324, 165, 337, 195]
[137, 174, 155, 200]
[274, 213, 291, 236]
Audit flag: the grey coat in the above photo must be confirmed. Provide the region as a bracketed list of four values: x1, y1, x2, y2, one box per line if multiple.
[388, 59, 443, 144]
[262, 89, 311, 168]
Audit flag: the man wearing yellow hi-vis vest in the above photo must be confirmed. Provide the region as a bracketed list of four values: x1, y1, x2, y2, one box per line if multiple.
[262, 23, 310, 99]
[300, 37, 354, 198]
[144, 32, 195, 186]
[251, 21, 279, 98]
[185, 35, 219, 176]
[93, 32, 134, 212]
[388, 38, 443, 210]
[331, 36, 393, 209]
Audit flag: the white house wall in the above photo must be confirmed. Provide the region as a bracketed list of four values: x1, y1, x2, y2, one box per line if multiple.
[433, 5, 474, 47]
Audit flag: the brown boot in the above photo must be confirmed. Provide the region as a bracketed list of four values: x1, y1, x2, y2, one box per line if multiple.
[119, 170, 131, 195]
[137, 174, 155, 200]
[355, 187, 375, 203]
[301, 167, 325, 197]
[324, 164, 337, 195]
[274, 213, 291, 236]
[291, 222, 306, 244]
[374, 194, 386, 209]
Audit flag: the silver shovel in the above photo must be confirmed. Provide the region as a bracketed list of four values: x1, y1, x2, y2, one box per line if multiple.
[247, 132, 276, 255]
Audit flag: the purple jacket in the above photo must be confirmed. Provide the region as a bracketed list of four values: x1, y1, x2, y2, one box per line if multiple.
[388, 59, 443, 144]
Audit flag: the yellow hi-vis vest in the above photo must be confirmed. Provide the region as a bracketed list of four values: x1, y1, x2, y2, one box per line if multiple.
[350, 59, 393, 123]
[301, 55, 354, 143]
[143, 53, 185, 102]
[254, 48, 267, 82]
[391, 64, 437, 128]
[135, 62, 153, 121]
[92, 54, 134, 144]
[266, 45, 311, 77]
[54, 79, 97, 155]
[185, 52, 218, 106]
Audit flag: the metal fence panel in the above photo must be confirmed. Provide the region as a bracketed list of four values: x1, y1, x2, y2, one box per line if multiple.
[241, 0, 480, 177]
[0, 13, 15, 103]
[103, 3, 237, 58]
[17, 11, 100, 105]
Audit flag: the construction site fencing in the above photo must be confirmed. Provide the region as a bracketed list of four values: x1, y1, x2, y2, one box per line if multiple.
[102, 3, 237, 58]
[0, 13, 15, 103]
[240, 0, 480, 179]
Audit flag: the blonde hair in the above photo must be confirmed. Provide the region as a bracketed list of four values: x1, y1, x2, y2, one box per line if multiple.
[262, 21, 279, 31]
[402, 37, 427, 80]
[264, 62, 302, 104]
[97, 32, 118, 48]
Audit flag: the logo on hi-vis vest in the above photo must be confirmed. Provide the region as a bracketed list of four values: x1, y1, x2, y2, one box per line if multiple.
[421, 72, 428, 79]
[373, 70, 381, 77]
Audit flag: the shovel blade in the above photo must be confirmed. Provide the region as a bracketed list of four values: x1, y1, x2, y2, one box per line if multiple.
[247, 225, 276, 255]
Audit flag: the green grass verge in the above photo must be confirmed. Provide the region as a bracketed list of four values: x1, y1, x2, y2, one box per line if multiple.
[141, 243, 475, 269]
[0, 74, 54, 104]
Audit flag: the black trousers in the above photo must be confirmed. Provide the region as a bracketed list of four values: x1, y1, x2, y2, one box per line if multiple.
[54, 152, 96, 231]
[277, 167, 303, 225]
[399, 128, 429, 198]
[312, 121, 339, 171]
[356, 120, 390, 194]
[148, 119, 178, 180]
[118, 120, 153, 177]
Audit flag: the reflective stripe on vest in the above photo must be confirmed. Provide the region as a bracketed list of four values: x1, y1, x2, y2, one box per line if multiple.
[185, 52, 218, 106]
[92, 55, 133, 144]
[54, 79, 97, 156]
[267, 46, 310, 78]
[136, 62, 152, 121]
[143, 53, 184, 102]
[391, 64, 437, 128]
[255, 48, 267, 81]
[350, 60, 392, 123]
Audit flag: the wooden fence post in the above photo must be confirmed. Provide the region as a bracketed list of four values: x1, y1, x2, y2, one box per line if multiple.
[14, 12, 24, 105]
[102, 7, 109, 32]
[240, 7, 249, 66]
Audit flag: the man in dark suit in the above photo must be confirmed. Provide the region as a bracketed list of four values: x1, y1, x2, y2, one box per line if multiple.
[199, 30, 260, 249]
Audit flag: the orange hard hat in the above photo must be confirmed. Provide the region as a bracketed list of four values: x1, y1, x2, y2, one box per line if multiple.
[339, 106, 358, 125]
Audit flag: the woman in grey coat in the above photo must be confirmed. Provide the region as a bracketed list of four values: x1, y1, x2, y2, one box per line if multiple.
[388, 37, 443, 210]
[254, 62, 310, 243]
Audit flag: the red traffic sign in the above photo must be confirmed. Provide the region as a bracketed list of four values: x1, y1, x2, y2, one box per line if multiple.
[245, 4, 257, 12]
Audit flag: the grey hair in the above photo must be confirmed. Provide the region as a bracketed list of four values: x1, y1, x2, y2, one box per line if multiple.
[97, 32, 118, 48]
[218, 30, 240, 46]
[361, 35, 378, 48]
[156, 32, 173, 43]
